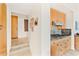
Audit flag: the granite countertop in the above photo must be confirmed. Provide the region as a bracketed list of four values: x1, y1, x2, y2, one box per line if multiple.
[75, 35, 79, 37]
[51, 34, 71, 41]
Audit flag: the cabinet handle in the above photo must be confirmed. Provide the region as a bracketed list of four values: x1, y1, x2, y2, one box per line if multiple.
[57, 44, 59, 46]
[0, 28, 2, 30]
[0, 25, 3, 27]
[0, 25, 3, 30]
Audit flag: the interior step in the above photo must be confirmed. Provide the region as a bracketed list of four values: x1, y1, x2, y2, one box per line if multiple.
[11, 39, 29, 47]
[10, 43, 29, 52]
[10, 38, 31, 56]
[10, 47, 31, 56]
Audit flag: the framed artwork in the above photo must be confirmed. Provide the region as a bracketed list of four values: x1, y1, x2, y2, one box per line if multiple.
[30, 17, 35, 31]
[24, 19, 28, 31]
[35, 17, 38, 26]
[30, 17, 38, 31]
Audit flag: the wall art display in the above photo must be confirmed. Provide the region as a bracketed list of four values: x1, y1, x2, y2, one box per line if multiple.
[30, 17, 35, 31]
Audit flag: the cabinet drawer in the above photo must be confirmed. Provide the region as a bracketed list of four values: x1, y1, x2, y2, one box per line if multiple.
[51, 45, 58, 56]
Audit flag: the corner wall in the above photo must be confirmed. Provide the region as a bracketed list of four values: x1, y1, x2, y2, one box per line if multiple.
[41, 4, 50, 56]
[29, 5, 41, 56]
[7, 4, 11, 55]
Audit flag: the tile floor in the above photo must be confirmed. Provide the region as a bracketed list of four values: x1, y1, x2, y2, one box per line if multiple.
[10, 37, 32, 56]
[63, 49, 79, 56]
[11, 37, 29, 47]
[10, 47, 32, 56]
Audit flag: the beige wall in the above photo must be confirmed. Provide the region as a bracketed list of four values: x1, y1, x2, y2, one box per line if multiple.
[29, 5, 41, 56]
[7, 4, 11, 55]
[41, 4, 50, 56]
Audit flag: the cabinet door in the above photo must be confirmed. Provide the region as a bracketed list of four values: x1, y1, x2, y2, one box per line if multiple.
[58, 42, 62, 55]
[50, 8, 58, 30]
[59, 12, 65, 29]
[0, 4, 7, 55]
[67, 38, 71, 50]
[60, 40, 65, 55]
[75, 37, 79, 50]
[51, 41, 59, 56]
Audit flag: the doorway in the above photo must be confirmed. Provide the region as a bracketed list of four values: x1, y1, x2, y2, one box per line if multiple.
[10, 14, 31, 56]
[11, 15, 19, 47]
[11, 15, 18, 39]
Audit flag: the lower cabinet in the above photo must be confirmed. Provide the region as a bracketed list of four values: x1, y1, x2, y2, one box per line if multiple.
[51, 41, 59, 56]
[51, 36, 71, 56]
[75, 36, 79, 50]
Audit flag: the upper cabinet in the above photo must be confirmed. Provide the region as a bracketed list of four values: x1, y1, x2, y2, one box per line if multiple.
[50, 8, 66, 30]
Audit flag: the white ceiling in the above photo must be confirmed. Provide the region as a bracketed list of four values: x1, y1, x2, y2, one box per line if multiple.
[63, 3, 79, 12]
[50, 3, 79, 13]
[7, 3, 41, 16]
[8, 3, 79, 16]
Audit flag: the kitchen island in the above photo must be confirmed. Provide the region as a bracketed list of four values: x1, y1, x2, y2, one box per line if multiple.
[51, 35, 71, 56]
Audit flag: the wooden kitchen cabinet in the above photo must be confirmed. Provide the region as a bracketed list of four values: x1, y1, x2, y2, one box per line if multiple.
[51, 41, 59, 56]
[75, 36, 79, 50]
[66, 38, 71, 51]
[0, 3, 7, 56]
[51, 36, 71, 56]
[50, 8, 66, 30]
